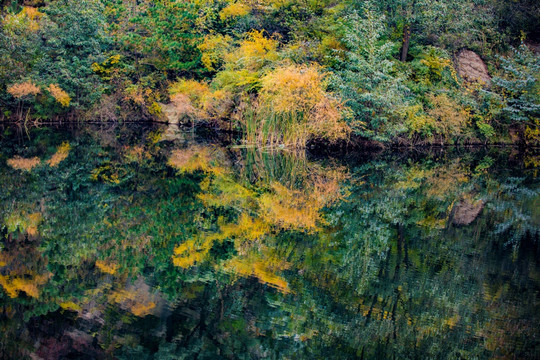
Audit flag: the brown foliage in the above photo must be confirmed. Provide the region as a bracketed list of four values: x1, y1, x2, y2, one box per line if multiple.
[7, 81, 41, 98]
[7, 156, 41, 171]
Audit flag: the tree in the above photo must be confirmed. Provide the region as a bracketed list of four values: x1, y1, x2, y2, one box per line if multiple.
[492, 44, 540, 143]
[331, 3, 408, 141]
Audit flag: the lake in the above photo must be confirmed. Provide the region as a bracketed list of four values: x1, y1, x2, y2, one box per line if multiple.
[0, 123, 539, 359]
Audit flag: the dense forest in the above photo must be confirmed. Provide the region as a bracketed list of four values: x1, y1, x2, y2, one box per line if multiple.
[1, 0, 539, 147]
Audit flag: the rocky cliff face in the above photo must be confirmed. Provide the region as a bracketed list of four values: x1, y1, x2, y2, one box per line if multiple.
[455, 50, 491, 86]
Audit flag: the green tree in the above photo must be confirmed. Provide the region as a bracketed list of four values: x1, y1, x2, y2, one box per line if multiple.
[331, 3, 409, 141]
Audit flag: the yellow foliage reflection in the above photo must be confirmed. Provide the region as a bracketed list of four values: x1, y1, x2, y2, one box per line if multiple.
[7, 156, 40, 171]
[0, 244, 51, 299]
[46, 141, 71, 166]
[169, 145, 348, 293]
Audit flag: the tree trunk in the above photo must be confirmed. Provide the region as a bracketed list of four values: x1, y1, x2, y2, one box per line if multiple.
[400, 24, 411, 62]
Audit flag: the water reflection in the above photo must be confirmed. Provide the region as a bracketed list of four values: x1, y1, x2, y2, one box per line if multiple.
[0, 124, 538, 359]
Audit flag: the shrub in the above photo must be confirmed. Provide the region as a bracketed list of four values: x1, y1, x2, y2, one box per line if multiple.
[248, 64, 351, 147]
[493, 44, 540, 124]
[46, 84, 70, 107]
[7, 81, 40, 98]
[426, 93, 470, 139]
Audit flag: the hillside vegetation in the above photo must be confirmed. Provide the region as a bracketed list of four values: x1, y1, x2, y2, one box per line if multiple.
[1, 0, 539, 147]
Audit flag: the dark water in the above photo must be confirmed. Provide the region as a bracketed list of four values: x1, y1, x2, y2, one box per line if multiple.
[0, 123, 539, 359]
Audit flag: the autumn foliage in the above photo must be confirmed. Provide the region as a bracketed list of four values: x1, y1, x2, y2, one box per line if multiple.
[7, 81, 41, 98]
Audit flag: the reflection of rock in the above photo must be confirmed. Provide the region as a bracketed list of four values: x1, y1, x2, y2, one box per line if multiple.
[159, 102, 180, 124]
[159, 123, 188, 142]
[452, 199, 485, 226]
[456, 50, 491, 86]
[110, 278, 166, 317]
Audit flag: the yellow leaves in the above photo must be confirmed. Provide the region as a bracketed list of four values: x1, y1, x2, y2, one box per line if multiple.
[259, 183, 322, 231]
[7, 156, 40, 171]
[420, 55, 452, 81]
[0, 273, 49, 299]
[2, 7, 43, 33]
[443, 314, 460, 329]
[401, 103, 436, 136]
[109, 288, 157, 317]
[223, 256, 290, 293]
[22, 6, 44, 21]
[198, 34, 233, 71]
[91, 164, 122, 184]
[172, 239, 213, 268]
[7, 81, 41, 98]
[220, 213, 270, 242]
[46, 141, 71, 166]
[92, 55, 121, 80]
[168, 146, 227, 176]
[60, 301, 82, 312]
[108, 54, 121, 65]
[426, 93, 470, 137]
[227, 30, 279, 71]
[524, 118, 540, 145]
[239, 30, 278, 61]
[95, 260, 119, 275]
[148, 101, 162, 115]
[169, 145, 348, 295]
[219, 2, 251, 20]
[130, 301, 157, 317]
[256, 64, 351, 147]
[169, 79, 211, 108]
[46, 84, 71, 107]
[260, 64, 327, 113]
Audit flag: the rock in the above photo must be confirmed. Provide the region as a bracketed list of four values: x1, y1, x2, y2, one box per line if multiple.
[158, 102, 180, 124]
[455, 50, 491, 86]
[451, 199, 485, 226]
[526, 42, 540, 54]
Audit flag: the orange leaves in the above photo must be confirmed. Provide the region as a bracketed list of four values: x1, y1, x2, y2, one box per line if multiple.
[260, 65, 327, 114]
[168, 146, 228, 176]
[168, 79, 234, 121]
[7, 82, 71, 107]
[8, 142, 70, 171]
[7, 81, 41, 98]
[108, 285, 158, 317]
[255, 64, 351, 147]
[7, 156, 40, 171]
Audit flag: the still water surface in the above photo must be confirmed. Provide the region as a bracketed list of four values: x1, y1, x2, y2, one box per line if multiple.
[0, 124, 539, 359]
